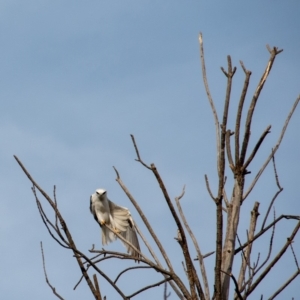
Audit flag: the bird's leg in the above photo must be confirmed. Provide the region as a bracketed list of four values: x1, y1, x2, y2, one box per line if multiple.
[113, 228, 121, 234]
[100, 220, 121, 233]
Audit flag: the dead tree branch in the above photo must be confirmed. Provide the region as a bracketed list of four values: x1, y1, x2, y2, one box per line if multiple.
[235, 61, 252, 167]
[41, 242, 65, 300]
[237, 202, 260, 290]
[113, 167, 186, 299]
[175, 186, 210, 300]
[198, 32, 220, 167]
[268, 270, 300, 300]
[245, 221, 300, 297]
[239, 46, 283, 167]
[15, 156, 127, 300]
[261, 154, 283, 230]
[243, 95, 300, 200]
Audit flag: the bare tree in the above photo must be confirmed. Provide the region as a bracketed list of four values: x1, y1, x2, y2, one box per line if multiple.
[15, 34, 300, 300]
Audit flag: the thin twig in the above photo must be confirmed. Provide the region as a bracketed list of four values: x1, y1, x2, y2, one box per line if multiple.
[164, 282, 171, 300]
[261, 153, 283, 230]
[130, 134, 151, 169]
[126, 277, 172, 299]
[245, 221, 300, 297]
[235, 61, 252, 167]
[220, 270, 243, 300]
[239, 47, 282, 167]
[40, 242, 65, 300]
[289, 241, 300, 271]
[114, 266, 151, 284]
[268, 270, 300, 300]
[242, 125, 272, 173]
[237, 202, 260, 291]
[93, 275, 102, 300]
[35, 195, 70, 249]
[235, 215, 300, 254]
[175, 185, 210, 300]
[225, 130, 235, 171]
[205, 174, 216, 201]
[243, 95, 300, 200]
[198, 33, 220, 172]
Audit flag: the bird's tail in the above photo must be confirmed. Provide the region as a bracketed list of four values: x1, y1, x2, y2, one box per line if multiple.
[120, 226, 141, 259]
[101, 226, 117, 245]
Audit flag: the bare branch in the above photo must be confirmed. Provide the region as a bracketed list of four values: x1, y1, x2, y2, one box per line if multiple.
[151, 163, 204, 299]
[93, 275, 102, 300]
[239, 47, 282, 167]
[245, 221, 300, 297]
[235, 215, 300, 255]
[175, 186, 210, 300]
[235, 61, 252, 167]
[113, 167, 187, 300]
[126, 277, 172, 299]
[130, 134, 152, 169]
[249, 209, 276, 282]
[205, 174, 216, 201]
[261, 154, 283, 230]
[34, 193, 70, 249]
[289, 241, 300, 271]
[216, 54, 237, 300]
[113, 167, 173, 270]
[220, 270, 243, 300]
[194, 251, 215, 260]
[203, 251, 215, 259]
[268, 270, 300, 300]
[243, 95, 300, 200]
[266, 45, 283, 55]
[223, 182, 230, 208]
[225, 130, 235, 171]
[41, 242, 65, 300]
[114, 266, 151, 284]
[15, 156, 127, 300]
[242, 125, 272, 174]
[198, 33, 220, 172]
[164, 282, 171, 300]
[237, 202, 260, 290]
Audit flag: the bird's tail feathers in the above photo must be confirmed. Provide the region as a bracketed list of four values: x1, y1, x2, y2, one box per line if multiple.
[101, 226, 117, 245]
[120, 226, 140, 258]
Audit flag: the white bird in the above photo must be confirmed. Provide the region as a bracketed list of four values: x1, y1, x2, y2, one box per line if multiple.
[90, 188, 140, 259]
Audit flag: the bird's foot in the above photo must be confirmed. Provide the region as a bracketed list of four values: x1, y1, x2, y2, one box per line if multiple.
[100, 220, 106, 226]
[113, 228, 121, 234]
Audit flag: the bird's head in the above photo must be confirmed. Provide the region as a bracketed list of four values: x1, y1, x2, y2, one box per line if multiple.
[95, 189, 107, 199]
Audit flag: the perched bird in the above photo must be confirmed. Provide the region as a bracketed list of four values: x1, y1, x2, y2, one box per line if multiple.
[90, 188, 140, 258]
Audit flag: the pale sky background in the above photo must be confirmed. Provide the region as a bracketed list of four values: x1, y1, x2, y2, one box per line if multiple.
[1, 1, 300, 299]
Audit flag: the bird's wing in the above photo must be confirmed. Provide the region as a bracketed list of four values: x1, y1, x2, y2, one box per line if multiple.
[89, 196, 93, 214]
[108, 200, 140, 258]
[108, 200, 130, 232]
[90, 195, 98, 223]
[119, 220, 141, 258]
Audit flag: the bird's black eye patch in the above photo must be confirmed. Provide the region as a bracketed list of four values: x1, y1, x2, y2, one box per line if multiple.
[103, 191, 106, 194]
[96, 191, 99, 195]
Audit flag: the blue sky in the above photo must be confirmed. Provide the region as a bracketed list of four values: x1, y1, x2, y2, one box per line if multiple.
[1, 1, 300, 299]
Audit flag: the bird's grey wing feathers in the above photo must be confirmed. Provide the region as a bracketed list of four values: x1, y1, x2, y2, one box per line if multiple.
[119, 223, 141, 258]
[108, 200, 131, 232]
[90, 196, 99, 223]
[89, 196, 93, 214]
[108, 200, 140, 258]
